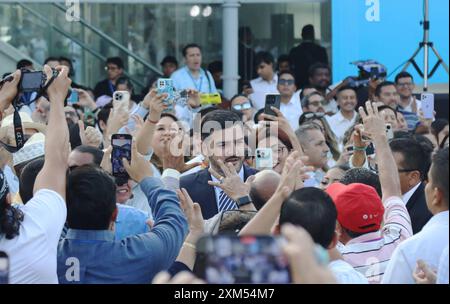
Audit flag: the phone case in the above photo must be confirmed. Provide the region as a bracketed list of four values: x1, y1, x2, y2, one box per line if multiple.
[113, 91, 130, 112]
[421, 93, 434, 120]
[264, 94, 281, 117]
[255, 148, 273, 170]
[157, 78, 175, 111]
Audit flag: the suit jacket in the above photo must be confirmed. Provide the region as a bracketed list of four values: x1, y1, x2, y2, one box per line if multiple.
[406, 182, 433, 234]
[180, 165, 258, 220]
[289, 42, 329, 89]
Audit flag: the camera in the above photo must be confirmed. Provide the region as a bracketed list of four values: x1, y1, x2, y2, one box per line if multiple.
[346, 60, 387, 88]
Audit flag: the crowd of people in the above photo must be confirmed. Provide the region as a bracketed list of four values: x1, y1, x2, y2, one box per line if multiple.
[0, 23, 448, 285]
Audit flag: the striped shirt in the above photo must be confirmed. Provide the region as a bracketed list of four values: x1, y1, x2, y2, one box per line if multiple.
[338, 196, 413, 284]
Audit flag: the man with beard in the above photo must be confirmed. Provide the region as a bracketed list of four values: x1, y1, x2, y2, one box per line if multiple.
[180, 110, 257, 219]
[308, 63, 337, 115]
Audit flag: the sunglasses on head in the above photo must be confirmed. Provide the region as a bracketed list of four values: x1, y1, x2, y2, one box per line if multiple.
[232, 102, 252, 111]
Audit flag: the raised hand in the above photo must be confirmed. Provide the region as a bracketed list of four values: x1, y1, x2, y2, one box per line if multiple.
[358, 101, 386, 140]
[176, 188, 204, 235]
[162, 134, 202, 173]
[46, 65, 72, 104]
[0, 70, 21, 111]
[207, 159, 255, 201]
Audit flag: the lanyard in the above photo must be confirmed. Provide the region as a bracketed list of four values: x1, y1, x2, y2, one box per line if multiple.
[186, 67, 203, 92]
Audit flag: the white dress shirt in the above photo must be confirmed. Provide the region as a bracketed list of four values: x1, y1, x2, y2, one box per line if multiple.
[381, 211, 449, 284]
[326, 111, 357, 148]
[250, 74, 279, 110]
[328, 260, 369, 284]
[437, 245, 449, 284]
[211, 166, 244, 211]
[402, 182, 422, 206]
[280, 94, 303, 131]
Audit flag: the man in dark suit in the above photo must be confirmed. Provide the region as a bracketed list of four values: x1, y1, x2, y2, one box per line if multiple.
[390, 138, 433, 234]
[93, 57, 124, 100]
[180, 110, 257, 219]
[289, 24, 328, 89]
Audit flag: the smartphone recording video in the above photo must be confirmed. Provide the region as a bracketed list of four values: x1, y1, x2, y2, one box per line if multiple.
[263, 94, 281, 118]
[111, 134, 132, 182]
[197, 235, 290, 284]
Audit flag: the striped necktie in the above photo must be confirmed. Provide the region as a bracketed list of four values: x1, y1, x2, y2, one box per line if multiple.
[218, 190, 237, 212]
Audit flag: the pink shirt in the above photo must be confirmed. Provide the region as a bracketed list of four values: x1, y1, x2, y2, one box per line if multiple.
[339, 196, 413, 284]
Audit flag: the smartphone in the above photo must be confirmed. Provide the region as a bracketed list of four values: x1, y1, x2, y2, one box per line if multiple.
[196, 235, 291, 284]
[385, 123, 394, 141]
[199, 93, 222, 105]
[113, 91, 130, 113]
[0, 251, 9, 284]
[111, 134, 132, 183]
[20, 71, 45, 93]
[67, 90, 79, 105]
[157, 78, 175, 111]
[264, 94, 281, 118]
[255, 148, 273, 170]
[421, 93, 434, 120]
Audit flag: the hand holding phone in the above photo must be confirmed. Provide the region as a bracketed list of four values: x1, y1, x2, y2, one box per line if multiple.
[67, 89, 79, 105]
[157, 78, 175, 111]
[264, 94, 281, 118]
[111, 134, 132, 184]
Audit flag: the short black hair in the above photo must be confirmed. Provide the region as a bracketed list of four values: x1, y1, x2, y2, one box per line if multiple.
[278, 71, 296, 80]
[200, 110, 242, 141]
[431, 119, 449, 137]
[238, 26, 252, 40]
[390, 138, 431, 181]
[255, 51, 274, 66]
[395, 71, 414, 84]
[16, 59, 33, 69]
[208, 61, 223, 74]
[377, 104, 398, 116]
[375, 81, 396, 97]
[66, 165, 117, 230]
[116, 76, 134, 92]
[73, 145, 104, 166]
[280, 188, 337, 248]
[301, 24, 315, 40]
[337, 85, 357, 96]
[277, 54, 290, 63]
[19, 157, 45, 204]
[430, 147, 449, 206]
[106, 57, 124, 69]
[160, 55, 178, 66]
[308, 63, 330, 78]
[341, 168, 383, 198]
[299, 85, 316, 99]
[182, 43, 202, 57]
[44, 57, 59, 65]
[97, 103, 113, 131]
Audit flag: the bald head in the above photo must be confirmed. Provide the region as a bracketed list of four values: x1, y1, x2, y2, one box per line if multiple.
[249, 170, 281, 210]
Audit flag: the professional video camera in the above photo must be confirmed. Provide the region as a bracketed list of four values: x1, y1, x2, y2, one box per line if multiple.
[345, 60, 387, 88]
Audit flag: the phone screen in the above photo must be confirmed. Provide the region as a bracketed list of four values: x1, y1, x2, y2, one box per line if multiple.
[264, 94, 281, 118]
[197, 235, 290, 284]
[67, 90, 79, 104]
[111, 134, 132, 181]
[20, 71, 44, 92]
[0, 251, 9, 284]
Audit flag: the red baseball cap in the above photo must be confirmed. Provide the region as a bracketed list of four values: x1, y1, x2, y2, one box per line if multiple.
[326, 183, 385, 234]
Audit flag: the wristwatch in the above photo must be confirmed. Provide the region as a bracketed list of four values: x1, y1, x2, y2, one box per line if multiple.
[235, 195, 253, 208]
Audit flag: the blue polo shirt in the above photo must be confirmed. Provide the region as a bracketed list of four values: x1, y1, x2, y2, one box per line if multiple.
[57, 177, 188, 284]
[170, 67, 217, 94]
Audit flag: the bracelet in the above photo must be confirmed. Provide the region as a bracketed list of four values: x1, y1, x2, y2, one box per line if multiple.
[183, 241, 196, 250]
[353, 145, 367, 151]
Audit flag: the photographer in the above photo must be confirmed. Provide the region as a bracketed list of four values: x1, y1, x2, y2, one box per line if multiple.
[0, 66, 72, 283]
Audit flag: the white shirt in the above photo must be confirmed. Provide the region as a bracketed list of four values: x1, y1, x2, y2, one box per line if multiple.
[303, 169, 325, 188]
[211, 166, 244, 211]
[381, 211, 449, 284]
[328, 260, 369, 284]
[0, 189, 66, 284]
[249, 74, 279, 110]
[402, 182, 422, 206]
[400, 96, 421, 113]
[437, 245, 449, 284]
[326, 111, 357, 148]
[280, 94, 303, 131]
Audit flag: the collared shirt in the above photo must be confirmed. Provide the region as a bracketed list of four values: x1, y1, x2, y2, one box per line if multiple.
[402, 182, 422, 206]
[211, 166, 244, 211]
[397, 108, 420, 131]
[381, 211, 449, 284]
[57, 177, 188, 284]
[326, 111, 357, 147]
[328, 260, 368, 284]
[115, 204, 150, 241]
[303, 169, 325, 188]
[171, 67, 217, 94]
[339, 196, 413, 284]
[280, 94, 303, 131]
[249, 74, 279, 110]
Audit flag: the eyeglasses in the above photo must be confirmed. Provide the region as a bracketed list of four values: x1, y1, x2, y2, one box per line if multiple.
[303, 112, 325, 119]
[278, 79, 295, 86]
[232, 102, 252, 111]
[104, 66, 119, 71]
